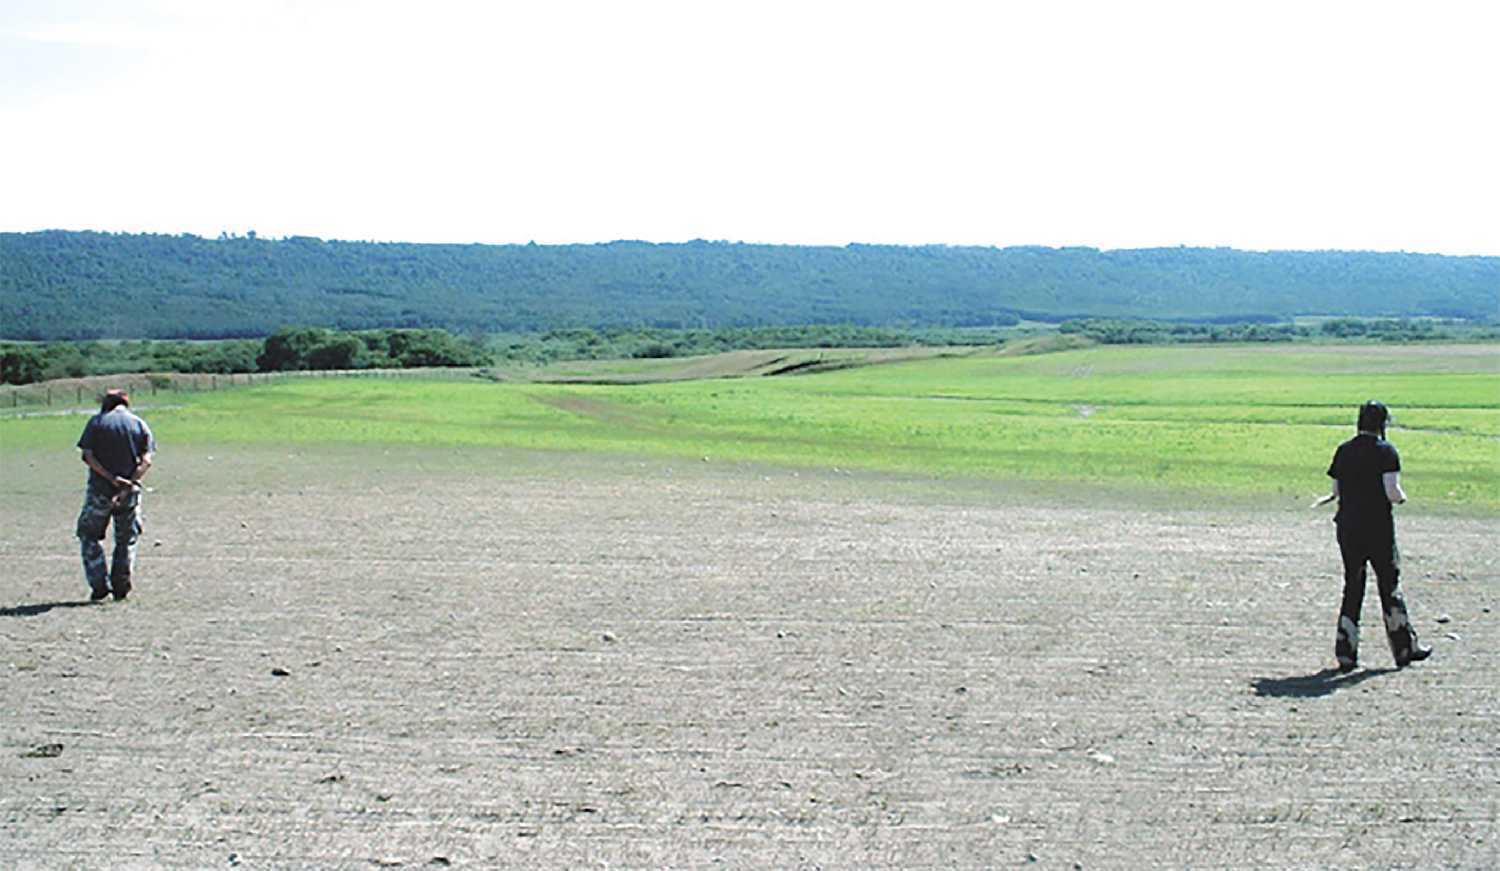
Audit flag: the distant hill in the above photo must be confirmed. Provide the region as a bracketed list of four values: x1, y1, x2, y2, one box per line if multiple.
[1, 230, 1495, 339]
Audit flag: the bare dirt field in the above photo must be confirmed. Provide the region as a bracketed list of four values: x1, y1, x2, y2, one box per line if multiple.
[3, 445, 1497, 869]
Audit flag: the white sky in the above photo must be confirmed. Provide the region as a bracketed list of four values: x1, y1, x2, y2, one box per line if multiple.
[1, 0, 1496, 254]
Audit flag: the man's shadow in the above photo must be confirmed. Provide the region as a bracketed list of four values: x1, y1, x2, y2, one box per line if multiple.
[1251, 666, 1398, 698]
[0, 601, 97, 619]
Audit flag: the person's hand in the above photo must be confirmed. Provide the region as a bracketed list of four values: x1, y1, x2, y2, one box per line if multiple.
[114, 475, 134, 489]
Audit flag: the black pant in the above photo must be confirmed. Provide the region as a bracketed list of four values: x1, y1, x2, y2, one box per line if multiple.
[1335, 522, 1419, 667]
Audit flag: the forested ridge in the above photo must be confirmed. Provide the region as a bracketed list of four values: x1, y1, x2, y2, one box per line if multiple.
[2, 230, 1495, 340]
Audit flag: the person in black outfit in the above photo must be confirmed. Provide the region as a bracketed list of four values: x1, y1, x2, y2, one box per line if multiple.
[1315, 400, 1432, 672]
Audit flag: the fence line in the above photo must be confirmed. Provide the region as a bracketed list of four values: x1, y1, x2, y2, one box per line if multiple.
[0, 367, 481, 411]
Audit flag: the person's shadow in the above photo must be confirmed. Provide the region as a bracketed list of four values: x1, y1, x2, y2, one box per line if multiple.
[0, 601, 98, 619]
[1251, 666, 1397, 698]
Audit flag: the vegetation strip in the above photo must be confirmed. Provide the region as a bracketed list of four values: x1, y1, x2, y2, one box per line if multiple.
[4, 344, 1493, 511]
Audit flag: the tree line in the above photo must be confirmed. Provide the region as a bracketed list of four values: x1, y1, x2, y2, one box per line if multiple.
[0, 324, 1007, 384]
[1055, 318, 1494, 345]
[3, 231, 1495, 341]
[0, 328, 488, 385]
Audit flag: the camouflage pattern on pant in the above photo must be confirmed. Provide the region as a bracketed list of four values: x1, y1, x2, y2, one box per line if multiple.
[76, 480, 142, 598]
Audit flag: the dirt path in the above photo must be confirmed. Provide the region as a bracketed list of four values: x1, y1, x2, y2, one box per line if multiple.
[2, 448, 1496, 868]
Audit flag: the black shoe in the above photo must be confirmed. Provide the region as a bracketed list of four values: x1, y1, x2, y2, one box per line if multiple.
[89, 588, 110, 603]
[1397, 645, 1432, 668]
[112, 591, 129, 602]
[1337, 661, 1357, 674]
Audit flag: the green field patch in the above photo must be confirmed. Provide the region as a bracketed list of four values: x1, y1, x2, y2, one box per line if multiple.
[3, 344, 1494, 510]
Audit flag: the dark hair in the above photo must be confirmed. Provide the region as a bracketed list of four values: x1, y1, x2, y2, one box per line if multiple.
[1357, 400, 1389, 435]
[100, 389, 131, 412]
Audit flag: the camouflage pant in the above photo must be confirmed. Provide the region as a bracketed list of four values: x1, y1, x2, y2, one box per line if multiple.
[1334, 523, 1419, 669]
[77, 480, 142, 598]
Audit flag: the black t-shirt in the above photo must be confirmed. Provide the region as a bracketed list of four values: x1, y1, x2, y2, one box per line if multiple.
[1327, 433, 1400, 528]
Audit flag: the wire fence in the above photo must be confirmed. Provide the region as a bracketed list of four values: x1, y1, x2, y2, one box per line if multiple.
[0, 368, 482, 413]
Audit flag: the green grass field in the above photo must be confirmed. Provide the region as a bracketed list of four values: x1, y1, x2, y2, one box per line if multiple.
[4, 344, 1496, 510]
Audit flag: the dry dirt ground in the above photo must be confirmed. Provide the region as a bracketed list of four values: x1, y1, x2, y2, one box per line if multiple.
[2, 445, 1496, 869]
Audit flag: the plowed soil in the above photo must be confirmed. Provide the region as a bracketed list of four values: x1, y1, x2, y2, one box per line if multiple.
[3, 446, 1496, 869]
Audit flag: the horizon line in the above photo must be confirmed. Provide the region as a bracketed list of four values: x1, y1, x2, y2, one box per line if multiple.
[5, 228, 1496, 259]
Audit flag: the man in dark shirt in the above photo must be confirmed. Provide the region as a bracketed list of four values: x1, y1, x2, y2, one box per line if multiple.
[1315, 400, 1431, 672]
[76, 389, 155, 601]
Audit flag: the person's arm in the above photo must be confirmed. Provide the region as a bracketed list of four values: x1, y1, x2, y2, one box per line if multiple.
[1312, 479, 1339, 508]
[80, 449, 134, 489]
[131, 451, 152, 484]
[1383, 470, 1406, 504]
[134, 422, 155, 485]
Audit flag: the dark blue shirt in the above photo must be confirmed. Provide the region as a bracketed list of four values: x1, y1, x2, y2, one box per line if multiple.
[1327, 433, 1400, 529]
[77, 408, 156, 486]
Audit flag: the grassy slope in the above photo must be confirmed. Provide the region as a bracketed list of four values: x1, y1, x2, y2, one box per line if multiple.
[3, 344, 1495, 510]
[496, 345, 975, 383]
[581, 344, 1498, 507]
